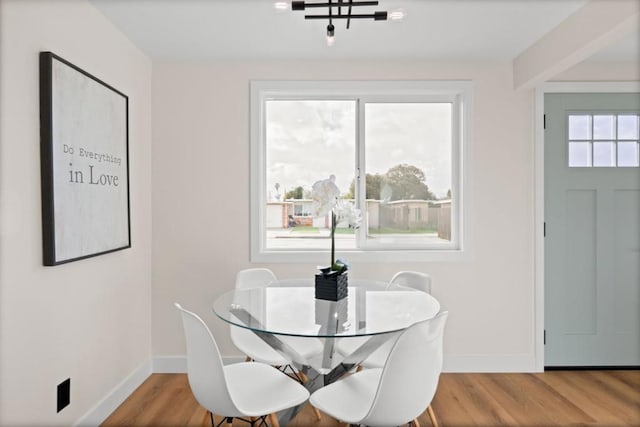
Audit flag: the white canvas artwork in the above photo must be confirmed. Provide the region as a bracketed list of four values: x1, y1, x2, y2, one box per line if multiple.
[40, 52, 130, 265]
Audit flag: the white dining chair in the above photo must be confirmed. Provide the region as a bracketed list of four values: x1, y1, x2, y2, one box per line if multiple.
[230, 268, 323, 420]
[357, 271, 434, 367]
[236, 268, 278, 290]
[230, 269, 321, 379]
[310, 311, 448, 427]
[337, 271, 433, 369]
[174, 303, 309, 427]
[387, 270, 432, 294]
[231, 270, 292, 365]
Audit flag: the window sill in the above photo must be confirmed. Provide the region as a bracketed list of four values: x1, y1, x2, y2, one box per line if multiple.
[251, 248, 471, 263]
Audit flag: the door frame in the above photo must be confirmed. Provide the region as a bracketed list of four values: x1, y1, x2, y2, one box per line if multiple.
[534, 81, 640, 371]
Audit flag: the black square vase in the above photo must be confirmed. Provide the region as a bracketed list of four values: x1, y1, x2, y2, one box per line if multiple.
[315, 272, 348, 301]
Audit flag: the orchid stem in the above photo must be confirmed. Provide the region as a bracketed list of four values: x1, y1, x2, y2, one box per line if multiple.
[331, 210, 336, 268]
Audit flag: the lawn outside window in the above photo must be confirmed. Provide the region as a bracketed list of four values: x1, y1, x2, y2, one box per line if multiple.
[250, 81, 473, 263]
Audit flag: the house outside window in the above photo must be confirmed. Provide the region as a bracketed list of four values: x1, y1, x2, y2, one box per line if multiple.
[251, 81, 473, 262]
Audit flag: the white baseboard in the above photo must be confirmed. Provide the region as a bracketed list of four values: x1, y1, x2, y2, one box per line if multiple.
[152, 355, 187, 373]
[74, 359, 152, 427]
[152, 355, 245, 373]
[443, 354, 539, 373]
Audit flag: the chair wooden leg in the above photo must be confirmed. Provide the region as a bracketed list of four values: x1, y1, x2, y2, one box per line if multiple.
[412, 418, 421, 427]
[298, 370, 308, 384]
[356, 365, 363, 372]
[312, 406, 322, 420]
[245, 356, 252, 362]
[427, 405, 438, 427]
[268, 413, 280, 427]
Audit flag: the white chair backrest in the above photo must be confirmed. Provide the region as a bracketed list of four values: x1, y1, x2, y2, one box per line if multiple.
[387, 271, 432, 294]
[231, 269, 278, 360]
[235, 268, 277, 290]
[174, 303, 239, 416]
[275, 278, 314, 287]
[362, 311, 448, 427]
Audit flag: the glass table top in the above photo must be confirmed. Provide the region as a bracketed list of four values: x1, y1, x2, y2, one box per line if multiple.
[213, 282, 441, 338]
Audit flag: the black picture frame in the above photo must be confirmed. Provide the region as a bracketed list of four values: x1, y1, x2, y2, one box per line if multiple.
[40, 52, 131, 266]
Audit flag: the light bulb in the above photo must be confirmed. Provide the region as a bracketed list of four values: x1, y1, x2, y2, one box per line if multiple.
[389, 9, 405, 21]
[326, 23, 335, 47]
[273, 1, 288, 11]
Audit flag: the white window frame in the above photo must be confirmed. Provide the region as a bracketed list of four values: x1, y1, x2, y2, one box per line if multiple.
[250, 80, 474, 263]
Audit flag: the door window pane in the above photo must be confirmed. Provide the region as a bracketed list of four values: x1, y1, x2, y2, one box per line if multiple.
[567, 113, 639, 168]
[569, 142, 592, 167]
[618, 141, 640, 167]
[618, 115, 639, 140]
[569, 115, 592, 140]
[593, 142, 616, 167]
[593, 115, 615, 140]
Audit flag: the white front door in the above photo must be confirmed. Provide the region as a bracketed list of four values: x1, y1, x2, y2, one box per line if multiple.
[545, 93, 640, 367]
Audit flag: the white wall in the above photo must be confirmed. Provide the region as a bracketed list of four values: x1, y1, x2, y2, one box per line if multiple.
[0, 0, 152, 425]
[152, 61, 536, 371]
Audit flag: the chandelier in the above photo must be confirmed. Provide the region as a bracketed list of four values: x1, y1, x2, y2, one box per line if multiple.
[286, 1, 402, 46]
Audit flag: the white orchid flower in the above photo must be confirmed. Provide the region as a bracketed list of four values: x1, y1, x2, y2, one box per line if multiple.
[311, 175, 362, 274]
[311, 174, 340, 217]
[335, 199, 362, 229]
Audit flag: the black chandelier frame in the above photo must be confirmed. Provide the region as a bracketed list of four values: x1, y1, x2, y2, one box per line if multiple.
[291, 0, 388, 37]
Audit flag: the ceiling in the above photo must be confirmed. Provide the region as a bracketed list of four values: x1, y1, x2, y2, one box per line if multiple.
[89, 0, 638, 62]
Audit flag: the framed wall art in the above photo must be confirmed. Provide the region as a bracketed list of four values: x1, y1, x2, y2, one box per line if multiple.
[39, 51, 131, 266]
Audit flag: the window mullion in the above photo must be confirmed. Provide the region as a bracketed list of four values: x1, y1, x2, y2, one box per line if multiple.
[356, 98, 366, 249]
[591, 115, 595, 167]
[614, 114, 618, 167]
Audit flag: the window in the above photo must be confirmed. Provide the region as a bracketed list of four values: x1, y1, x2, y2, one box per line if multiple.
[251, 81, 473, 262]
[568, 114, 640, 167]
[293, 202, 312, 217]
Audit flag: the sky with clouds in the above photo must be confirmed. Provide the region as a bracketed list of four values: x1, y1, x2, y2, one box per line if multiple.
[266, 100, 452, 199]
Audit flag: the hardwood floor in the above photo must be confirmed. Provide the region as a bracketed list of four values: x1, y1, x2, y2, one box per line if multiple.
[102, 371, 640, 427]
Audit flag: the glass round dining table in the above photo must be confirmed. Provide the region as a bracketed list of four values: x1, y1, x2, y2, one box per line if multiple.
[213, 280, 441, 372]
[212, 280, 441, 425]
[213, 280, 441, 339]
